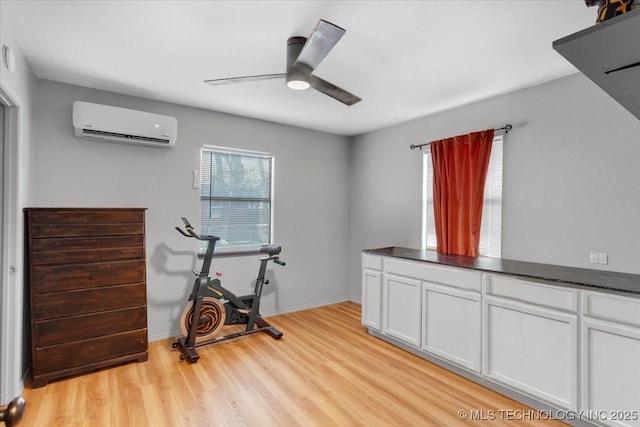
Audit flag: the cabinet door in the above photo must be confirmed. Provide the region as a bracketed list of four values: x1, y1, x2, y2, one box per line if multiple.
[362, 269, 382, 330]
[582, 318, 640, 427]
[383, 274, 421, 347]
[483, 297, 578, 409]
[422, 282, 481, 372]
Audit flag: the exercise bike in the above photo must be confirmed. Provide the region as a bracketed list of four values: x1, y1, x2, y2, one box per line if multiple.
[172, 218, 285, 363]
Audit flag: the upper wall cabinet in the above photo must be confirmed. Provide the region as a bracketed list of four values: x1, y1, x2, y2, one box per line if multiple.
[553, 11, 640, 121]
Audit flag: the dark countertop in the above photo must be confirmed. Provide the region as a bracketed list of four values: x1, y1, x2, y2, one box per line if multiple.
[363, 247, 640, 296]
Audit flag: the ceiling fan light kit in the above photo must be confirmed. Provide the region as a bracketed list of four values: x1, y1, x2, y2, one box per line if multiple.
[286, 69, 311, 90]
[205, 19, 361, 106]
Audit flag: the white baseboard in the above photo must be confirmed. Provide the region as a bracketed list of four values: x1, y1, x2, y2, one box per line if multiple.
[261, 296, 352, 317]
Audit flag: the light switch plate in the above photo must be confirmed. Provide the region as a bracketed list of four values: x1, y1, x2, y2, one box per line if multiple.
[193, 170, 199, 189]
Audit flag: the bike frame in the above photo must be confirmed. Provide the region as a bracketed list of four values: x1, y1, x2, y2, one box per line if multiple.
[173, 218, 284, 363]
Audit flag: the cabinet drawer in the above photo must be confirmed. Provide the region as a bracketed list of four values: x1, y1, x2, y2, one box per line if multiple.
[584, 292, 640, 328]
[31, 246, 144, 266]
[384, 258, 481, 292]
[31, 235, 143, 253]
[483, 273, 578, 312]
[31, 223, 144, 238]
[32, 259, 146, 293]
[362, 254, 382, 271]
[29, 209, 144, 226]
[34, 329, 148, 375]
[33, 282, 146, 320]
[34, 306, 147, 346]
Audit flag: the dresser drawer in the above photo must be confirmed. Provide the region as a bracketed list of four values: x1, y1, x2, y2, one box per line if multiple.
[31, 235, 144, 253]
[33, 282, 146, 320]
[34, 306, 147, 346]
[29, 209, 144, 238]
[32, 259, 146, 293]
[29, 209, 144, 226]
[32, 246, 145, 266]
[34, 329, 148, 375]
[31, 223, 144, 238]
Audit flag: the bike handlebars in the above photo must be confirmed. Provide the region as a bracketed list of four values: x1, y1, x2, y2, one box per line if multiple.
[175, 218, 285, 265]
[174, 225, 192, 237]
[175, 217, 220, 241]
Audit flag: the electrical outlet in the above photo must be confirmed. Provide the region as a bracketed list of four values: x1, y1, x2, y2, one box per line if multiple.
[590, 252, 599, 264]
[598, 253, 608, 265]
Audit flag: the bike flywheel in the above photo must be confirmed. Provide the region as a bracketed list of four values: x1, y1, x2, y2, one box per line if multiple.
[180, 297, 226, 343]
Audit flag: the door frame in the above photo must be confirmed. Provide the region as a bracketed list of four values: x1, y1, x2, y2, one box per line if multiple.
[0, 84, 23, 404]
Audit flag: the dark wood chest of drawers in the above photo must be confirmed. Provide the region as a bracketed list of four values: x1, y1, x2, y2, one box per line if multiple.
[25, 208, 148, 387]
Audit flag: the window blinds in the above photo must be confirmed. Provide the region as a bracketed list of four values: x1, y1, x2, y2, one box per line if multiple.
[200, 147, 273, 251]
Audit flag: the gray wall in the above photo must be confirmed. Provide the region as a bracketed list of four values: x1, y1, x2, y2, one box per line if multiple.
[0, 15, 37, 403]
[349, 73, 640, 301]
[11, 55, 640, 397]
[32, 79, 351, 340]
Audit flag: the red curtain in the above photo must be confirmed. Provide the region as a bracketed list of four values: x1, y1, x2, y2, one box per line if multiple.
[430, 129, 494, 257]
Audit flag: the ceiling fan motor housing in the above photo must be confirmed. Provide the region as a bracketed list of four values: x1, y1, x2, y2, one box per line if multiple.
[286, 37, 311, 90]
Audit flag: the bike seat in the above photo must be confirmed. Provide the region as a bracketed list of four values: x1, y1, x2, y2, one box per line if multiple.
[260, 244, 281, 256]
[201, 235, 221, 241]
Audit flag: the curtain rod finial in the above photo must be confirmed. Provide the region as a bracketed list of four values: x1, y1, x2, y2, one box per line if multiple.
[410, 144, 417, 150]
[505, 124, 512, 133]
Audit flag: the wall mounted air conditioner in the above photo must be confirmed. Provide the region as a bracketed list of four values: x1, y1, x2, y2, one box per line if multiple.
[72, 101, 177, 148]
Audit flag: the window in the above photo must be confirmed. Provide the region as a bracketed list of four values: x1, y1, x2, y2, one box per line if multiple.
[200, 146, 273, 252]
[422, 135, 503, 257]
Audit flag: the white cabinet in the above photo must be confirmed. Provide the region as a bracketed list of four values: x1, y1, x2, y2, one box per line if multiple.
[582, 292, 640, 427]
[360, 251, 640, 423]
[422, 282, 481, 373]
[361, 254, 383, 331]
[483, 274, 578, 410]
[382, 274, 421, 347]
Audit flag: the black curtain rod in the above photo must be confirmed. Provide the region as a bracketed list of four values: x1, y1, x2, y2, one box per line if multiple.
[409, 124, 512, 150]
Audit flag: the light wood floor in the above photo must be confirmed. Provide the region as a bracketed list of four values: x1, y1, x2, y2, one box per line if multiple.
[21, 302, 566, 426]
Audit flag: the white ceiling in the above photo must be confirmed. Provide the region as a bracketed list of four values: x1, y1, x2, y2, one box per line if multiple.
[2, 1, 595, 136]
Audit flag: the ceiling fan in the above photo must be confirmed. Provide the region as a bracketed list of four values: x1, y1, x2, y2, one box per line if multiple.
[204, 19, 361, 106]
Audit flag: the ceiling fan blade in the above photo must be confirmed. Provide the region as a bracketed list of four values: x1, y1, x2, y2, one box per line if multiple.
[295, 20, 346, 71]
[310, 75, 361, 106]
[204, 73, 285, 86]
